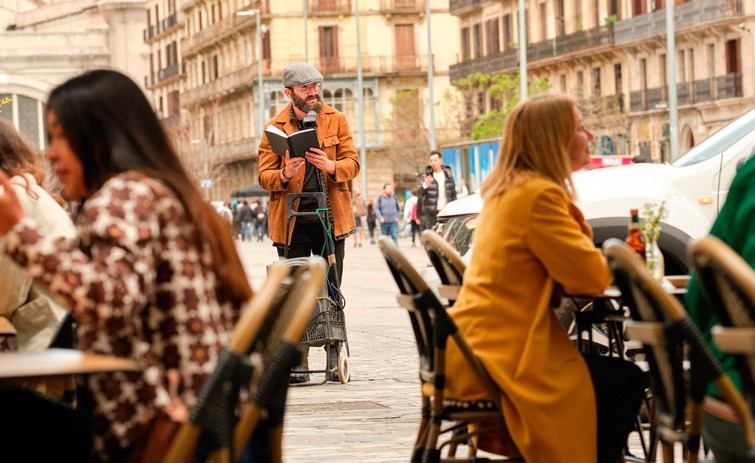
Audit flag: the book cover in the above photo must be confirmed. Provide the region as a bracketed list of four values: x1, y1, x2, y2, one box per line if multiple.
[265, 125, 319, 158]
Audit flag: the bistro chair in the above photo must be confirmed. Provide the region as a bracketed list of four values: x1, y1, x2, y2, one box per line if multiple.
[688, 236, 755, 416]
[603, 238, 755, 463]
[421, 230, 466, 305]
[378, 236, 520, 463]
[162, 257, 327, 463]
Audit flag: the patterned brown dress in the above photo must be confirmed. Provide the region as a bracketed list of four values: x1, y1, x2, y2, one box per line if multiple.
[2, 172, 240, 460]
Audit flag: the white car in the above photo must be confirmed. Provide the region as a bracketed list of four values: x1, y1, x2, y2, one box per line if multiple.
[435, 107, 755, 275]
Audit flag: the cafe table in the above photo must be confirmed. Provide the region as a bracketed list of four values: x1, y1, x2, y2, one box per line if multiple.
[570, 275, 690, 356]
[567, 275, 690, 463]
[0, 316, 15, 336]
[0, 348, 138, 381]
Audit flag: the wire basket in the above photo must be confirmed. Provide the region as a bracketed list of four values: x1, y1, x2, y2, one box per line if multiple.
[302, 308, 346, 345]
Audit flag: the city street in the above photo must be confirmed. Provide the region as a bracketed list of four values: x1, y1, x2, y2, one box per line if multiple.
[236, 236, 673, 462]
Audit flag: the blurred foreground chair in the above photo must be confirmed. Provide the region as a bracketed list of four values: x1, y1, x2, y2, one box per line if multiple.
[603, 238, 755, 463]
[162, 257, 327, 463]
[378, 236, 520, 463]
[688, 236, 755, 387]
[421, 230, 466, 306]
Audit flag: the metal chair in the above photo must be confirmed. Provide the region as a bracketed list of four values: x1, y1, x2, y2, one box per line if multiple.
[378, 236, 520, 463]
[421, 230, 466, 305]
[603, 238, 755, 463]
[163, 257, 327, 463]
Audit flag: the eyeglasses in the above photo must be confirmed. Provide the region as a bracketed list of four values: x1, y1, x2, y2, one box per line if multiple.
[295, 82, 322, 93]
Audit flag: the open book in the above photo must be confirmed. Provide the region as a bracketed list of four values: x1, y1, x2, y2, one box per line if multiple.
[265, 125, 319, 158]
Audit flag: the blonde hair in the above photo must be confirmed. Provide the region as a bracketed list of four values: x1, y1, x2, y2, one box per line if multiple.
[481, 94, 579, 201]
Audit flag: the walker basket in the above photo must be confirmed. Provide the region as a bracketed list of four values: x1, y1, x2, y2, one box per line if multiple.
[302, 306, 346, 345]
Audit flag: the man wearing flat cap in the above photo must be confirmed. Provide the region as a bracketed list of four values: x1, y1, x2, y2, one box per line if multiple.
[258, 62, 359, 380]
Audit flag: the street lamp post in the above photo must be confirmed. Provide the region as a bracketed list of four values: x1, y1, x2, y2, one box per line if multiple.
[236, 9, 265, 147]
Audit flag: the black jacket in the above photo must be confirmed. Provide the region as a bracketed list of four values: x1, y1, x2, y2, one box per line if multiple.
[417, 165, 457, 216]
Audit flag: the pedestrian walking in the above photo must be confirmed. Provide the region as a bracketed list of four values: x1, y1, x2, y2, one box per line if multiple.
[375, 183, 400, 246]
[238, 199, 254, 241]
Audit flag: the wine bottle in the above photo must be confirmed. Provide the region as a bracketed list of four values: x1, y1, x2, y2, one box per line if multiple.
[625, 208, 646, 260]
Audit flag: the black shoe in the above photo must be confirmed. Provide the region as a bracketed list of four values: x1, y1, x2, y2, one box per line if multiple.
[290, 356, 310, 384]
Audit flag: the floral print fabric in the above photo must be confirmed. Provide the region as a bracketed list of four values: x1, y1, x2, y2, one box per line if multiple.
[2, 172, 238, 460]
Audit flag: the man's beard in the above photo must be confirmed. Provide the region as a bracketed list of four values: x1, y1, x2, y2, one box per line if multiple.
[291, 92, 323, 114]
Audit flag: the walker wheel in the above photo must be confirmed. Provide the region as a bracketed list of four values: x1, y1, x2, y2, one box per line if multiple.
[337, 356, 350, 384]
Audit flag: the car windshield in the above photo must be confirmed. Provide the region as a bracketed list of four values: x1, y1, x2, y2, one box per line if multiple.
[673, 108, 755, 167]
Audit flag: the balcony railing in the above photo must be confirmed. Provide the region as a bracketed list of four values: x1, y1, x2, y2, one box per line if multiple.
[182, 65, 261, 106]
[449, 49, 519, 81]
[449, 25, 611, 81]
[182, 13, 258, 56]
[380, 0, 424, 11]
[628, 73, 742, 112]
[449, 0, 485, 14]
[144, 12, 179, 42]
[308, 54, 430, 75]
[308, 0, 352, 13]
[554, 25, 613, 55]
[615, 0, 742, 44]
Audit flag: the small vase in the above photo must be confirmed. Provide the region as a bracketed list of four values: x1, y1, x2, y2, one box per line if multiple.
[645, 238, 665, 281]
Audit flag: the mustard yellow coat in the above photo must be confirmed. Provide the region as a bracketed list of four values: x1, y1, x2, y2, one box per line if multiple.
[445, 176, 612, 462]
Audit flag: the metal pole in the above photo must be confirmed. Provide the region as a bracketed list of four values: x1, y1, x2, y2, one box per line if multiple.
[426, 0, 436, 151]
[303, 0, 309, 63]
[355, 0, 368, 198]
[256, 11, 265, 146]
[518, 0, 527, 100]
[665, 2, 678, 161]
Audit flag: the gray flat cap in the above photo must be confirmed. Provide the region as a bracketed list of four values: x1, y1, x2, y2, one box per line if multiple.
[282, 62, 324, 87]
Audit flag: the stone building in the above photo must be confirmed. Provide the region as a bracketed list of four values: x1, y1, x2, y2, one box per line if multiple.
[449, 0, 754, 163]
[0, 0, 148, 152]
[143, 0, 460, 201]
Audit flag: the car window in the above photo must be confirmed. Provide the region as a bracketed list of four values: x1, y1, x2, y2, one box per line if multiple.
[673, 108, 755, 167]
[441, 214, 478, 257]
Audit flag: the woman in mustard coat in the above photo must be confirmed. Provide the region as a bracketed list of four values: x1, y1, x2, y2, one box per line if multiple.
[444, 94, 646, 463]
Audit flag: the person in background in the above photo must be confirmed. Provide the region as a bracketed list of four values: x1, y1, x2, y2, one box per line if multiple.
[367, 198, 377, 245]
[0, 118, 77, 356]
[402, 189, 420, 247]
[417, 150, 457, 231]
[352, 191, 367, 248]
[217, 200, 234, 238]
[238, 199, 254, 241]
[686, 154, 755, 462]
[375, 183, 401, 246]
[443, 94, 645, 463]
[0, 69, 253, 462]
[457, 178, 469, 198]
[252, 199, 266, 242]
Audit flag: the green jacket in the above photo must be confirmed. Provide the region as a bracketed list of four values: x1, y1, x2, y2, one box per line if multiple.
[687, 154, 755, 397]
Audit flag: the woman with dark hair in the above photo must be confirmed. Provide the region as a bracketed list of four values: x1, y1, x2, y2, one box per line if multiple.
[0, 118, 76, 354]
[0, 69, 253, 461]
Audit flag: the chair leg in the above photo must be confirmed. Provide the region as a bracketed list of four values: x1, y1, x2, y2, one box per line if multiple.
[661, 442, 674, 463]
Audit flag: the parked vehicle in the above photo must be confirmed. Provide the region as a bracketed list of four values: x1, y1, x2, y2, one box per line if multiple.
[434, 107, 755, 275]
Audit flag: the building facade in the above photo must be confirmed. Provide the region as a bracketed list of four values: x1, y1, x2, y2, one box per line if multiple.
[143, 0, 460, 201]
[449, 0, 754, 163]
[0, 0, 148, 153]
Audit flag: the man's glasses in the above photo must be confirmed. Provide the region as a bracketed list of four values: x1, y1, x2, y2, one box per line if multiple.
[296, 82, 322, 93]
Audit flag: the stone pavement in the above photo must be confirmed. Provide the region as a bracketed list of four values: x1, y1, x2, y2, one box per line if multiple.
[235, 236, 686, 462]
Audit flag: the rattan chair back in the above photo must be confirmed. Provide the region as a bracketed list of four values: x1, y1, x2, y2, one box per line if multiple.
[378, 236, 520, 462]
[421, 230, 466, 305]
[603, 238, 755, 462]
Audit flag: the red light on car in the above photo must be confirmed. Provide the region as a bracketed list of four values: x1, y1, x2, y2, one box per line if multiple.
[698, 196, 715, 205]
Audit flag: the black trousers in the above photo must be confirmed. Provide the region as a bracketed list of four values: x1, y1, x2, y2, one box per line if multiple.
[583, 354, 648, 463]
[276, 221, 345, 290]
